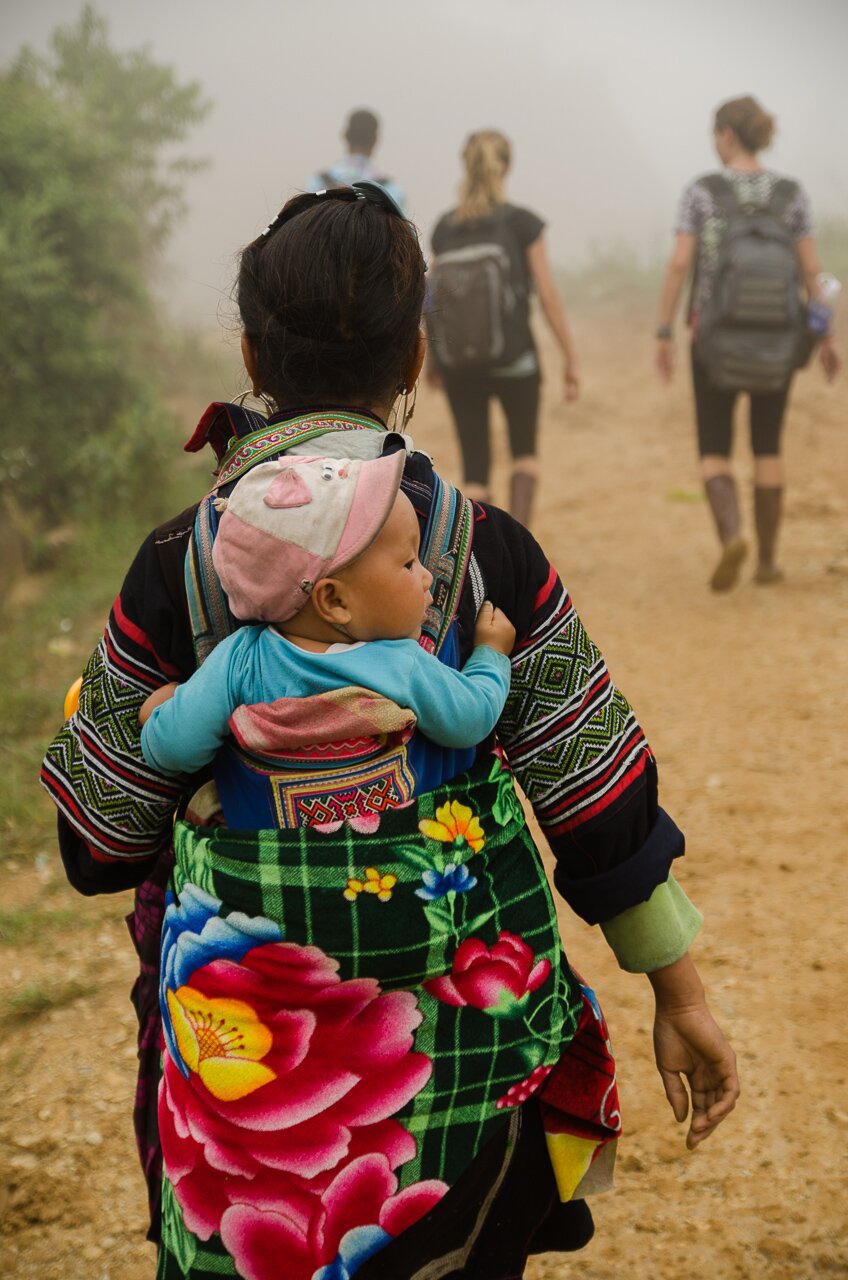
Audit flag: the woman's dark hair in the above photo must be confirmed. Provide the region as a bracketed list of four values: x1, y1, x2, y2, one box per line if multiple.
[714, 95, 775, 154]
[238, 193, 426, 410]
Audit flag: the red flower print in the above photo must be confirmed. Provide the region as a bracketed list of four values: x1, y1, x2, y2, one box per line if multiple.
[160, 938, 436, 1275]
[423, 932, 551, 1020]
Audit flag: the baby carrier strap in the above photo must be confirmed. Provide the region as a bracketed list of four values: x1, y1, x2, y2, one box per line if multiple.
[185, 493, 234, 667]
[184, 407, 475, 667]
[417, 469, 475, 655]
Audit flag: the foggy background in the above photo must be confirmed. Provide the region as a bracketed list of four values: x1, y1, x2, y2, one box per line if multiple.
[3, 0, 847, 326]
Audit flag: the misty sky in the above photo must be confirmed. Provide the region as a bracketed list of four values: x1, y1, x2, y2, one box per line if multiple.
[4, 0, 847, 326]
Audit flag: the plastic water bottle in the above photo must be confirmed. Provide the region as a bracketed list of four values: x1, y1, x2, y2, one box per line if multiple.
[807, 272, 842, 335]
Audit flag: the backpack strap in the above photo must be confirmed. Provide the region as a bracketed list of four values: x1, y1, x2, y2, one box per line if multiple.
[700, 172, 742, 217]
[767, 177, 800, 222]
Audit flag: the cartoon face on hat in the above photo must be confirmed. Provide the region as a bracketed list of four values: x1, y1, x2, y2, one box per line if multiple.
[211, 451, 406, 622]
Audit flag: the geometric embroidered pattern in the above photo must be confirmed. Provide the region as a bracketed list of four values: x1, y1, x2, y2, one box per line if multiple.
[498, 584, 651, 837]
[271, 745, 416, 829]
[40, 617, 184, 861]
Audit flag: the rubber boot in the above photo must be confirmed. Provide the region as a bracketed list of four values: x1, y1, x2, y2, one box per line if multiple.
[753, 485, 784, 584]
[509, 469, 538, 529]
[704, 474, 747, 592]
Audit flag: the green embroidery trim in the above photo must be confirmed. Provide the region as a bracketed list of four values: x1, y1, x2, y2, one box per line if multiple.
[214, 413, 384, 488]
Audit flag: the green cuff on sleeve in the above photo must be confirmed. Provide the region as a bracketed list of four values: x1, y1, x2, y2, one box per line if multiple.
[599, 874, 703, 973]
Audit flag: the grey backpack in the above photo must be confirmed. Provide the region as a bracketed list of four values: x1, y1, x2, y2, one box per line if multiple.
[426, 210, 519, 369]
[694, 174, 806, 392]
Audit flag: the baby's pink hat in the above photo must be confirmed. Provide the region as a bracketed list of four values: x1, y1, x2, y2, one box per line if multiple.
[212, 451, 406, 622]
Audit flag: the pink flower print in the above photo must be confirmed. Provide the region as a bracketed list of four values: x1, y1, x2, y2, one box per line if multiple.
[424, 932, 551, 1020]
[159, 937, 433, 1257]
[219, 1155, 447, 1280]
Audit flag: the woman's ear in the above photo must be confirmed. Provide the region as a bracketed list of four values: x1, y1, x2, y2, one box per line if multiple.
[240, 332, 262, 396]
[310, 578, 351, 627]
[403, 329, 427, 392]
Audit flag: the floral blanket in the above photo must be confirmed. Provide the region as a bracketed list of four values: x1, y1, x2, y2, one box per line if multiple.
[156, 753, 618, 1280]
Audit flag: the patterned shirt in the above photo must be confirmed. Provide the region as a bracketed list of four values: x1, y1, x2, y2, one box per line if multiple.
[676, 168, 813, 317]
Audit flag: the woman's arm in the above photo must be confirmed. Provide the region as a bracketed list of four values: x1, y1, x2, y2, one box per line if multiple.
[795, 237, 842, 382]
[40, 512, 198, 892]
[526, 234, 580, 401]
[655, 232, 697, 382]
[470, 507, 739, 1144]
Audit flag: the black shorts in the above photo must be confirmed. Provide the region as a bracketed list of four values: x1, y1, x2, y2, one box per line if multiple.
[441, 369, 541, 486]
[691, 349, 792, 458]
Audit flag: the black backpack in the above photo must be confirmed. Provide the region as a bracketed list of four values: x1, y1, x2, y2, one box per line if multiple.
[694, 174, 806, 393]
[426, 208, 522, 370]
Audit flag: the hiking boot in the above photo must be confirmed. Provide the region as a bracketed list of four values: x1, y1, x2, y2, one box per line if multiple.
[754, 563, 784, 585]
[710, 535, 748, 592]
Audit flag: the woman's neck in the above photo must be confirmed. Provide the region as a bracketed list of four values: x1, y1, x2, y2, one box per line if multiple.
[721, 145, 762, 173]
[268, 403, 389, 427]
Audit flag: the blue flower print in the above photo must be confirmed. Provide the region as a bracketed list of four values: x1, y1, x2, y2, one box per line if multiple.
[159, 883, 283, 1079]
[415, 863, 478, 902]
[312, 1224, 393, 1280]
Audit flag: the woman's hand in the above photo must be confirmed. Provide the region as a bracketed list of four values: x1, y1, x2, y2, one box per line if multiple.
[648, 953, 740, 1149]
[564, 363, 580, 401]
[655, 338, 675, 382]
[820, 335, 842, 382]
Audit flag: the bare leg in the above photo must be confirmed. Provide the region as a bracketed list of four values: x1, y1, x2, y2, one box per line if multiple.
[462, 482, 491, 504]
[508, 456, 540, 529]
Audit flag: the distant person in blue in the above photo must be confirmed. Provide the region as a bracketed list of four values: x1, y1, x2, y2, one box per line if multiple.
[305, 108, 407, 214]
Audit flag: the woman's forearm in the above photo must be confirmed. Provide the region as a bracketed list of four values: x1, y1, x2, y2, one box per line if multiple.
[539, 289, 578, 364]
[657, 262, 689, 328]
[647, 950, 705, 1008]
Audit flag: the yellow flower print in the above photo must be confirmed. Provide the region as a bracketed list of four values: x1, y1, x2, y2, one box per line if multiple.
[419, 800, 485, 854]
[166, 987, 276, 1102]
[344, 866, 397, 903]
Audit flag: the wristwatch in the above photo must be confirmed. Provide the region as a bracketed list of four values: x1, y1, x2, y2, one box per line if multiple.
[655, 324, 673, 340]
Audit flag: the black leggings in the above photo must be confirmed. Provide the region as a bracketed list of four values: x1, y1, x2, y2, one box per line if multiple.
[691, 349, 791, 458]
[442, 370, 541, 486]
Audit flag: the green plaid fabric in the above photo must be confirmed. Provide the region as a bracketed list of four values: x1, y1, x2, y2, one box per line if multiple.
[159, 753, 582, 1277]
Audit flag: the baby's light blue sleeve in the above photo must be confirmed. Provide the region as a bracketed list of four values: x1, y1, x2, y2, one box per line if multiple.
[406, 646, 511, 748]
[140, 632, 244, 775]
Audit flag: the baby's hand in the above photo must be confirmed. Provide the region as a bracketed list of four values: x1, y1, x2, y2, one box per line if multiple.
[474, 601, 515, 656]
[138, 682, 180, 726]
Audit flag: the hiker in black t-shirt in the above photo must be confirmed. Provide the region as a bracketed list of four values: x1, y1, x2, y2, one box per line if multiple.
[427, 130, 579, 528]
[655, 96, 840, 591]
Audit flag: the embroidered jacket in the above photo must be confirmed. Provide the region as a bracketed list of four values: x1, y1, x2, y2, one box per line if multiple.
[40, 404, 684, 1235]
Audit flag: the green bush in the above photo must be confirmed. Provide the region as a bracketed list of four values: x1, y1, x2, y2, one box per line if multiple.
[0, 7, 208, 538]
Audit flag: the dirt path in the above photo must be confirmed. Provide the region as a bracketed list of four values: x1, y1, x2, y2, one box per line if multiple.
[2, 302, 847, 1278]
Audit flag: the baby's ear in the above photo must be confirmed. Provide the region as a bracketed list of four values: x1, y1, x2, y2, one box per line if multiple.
[310, 577, 350, 625]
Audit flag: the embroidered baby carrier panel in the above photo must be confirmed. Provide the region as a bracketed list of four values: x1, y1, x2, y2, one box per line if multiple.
[157, 753, 618, 1278]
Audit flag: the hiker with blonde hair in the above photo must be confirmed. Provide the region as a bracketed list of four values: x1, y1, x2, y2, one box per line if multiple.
[427, 129, 579, 527]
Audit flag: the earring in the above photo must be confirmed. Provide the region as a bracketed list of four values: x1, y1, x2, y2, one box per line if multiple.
[401, 381, 418, 431]
[388, 388, 404, 432]
[232, 388, 275, 415]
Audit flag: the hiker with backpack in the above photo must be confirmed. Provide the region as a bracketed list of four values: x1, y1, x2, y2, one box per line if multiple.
[305, 107, 407, 214]
[655, 94, 841, 591]
[426, 129, 579, 528]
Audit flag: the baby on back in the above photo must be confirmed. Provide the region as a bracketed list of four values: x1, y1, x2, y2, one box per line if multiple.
[139, 451, 514, 825]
